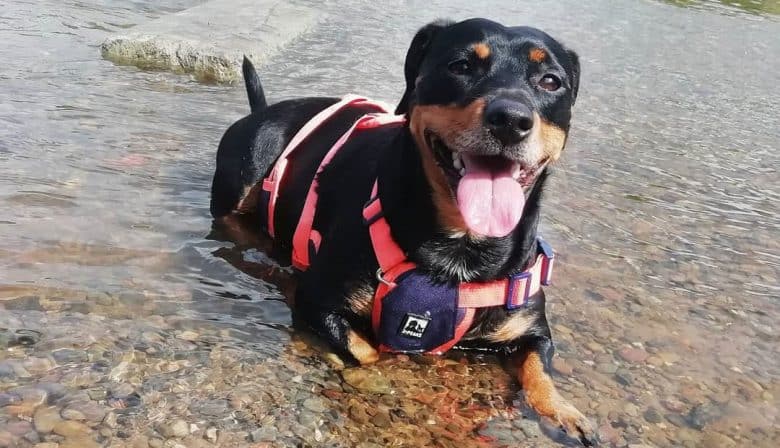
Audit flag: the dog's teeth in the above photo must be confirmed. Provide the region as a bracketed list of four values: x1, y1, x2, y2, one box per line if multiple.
[451, 151, 458, 161]
[453, 157, 463, 170]
[459, 168, 466, 176]
[511, 164, 522, 180]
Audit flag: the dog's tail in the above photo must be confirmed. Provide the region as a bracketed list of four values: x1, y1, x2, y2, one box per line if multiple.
[242, 56, 267, 113]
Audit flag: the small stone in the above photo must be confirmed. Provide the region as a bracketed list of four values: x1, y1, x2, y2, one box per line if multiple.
[614, 368, 633, 386]
[53, 420, 91, 438]
[584, 341, 603, 353]
[177, 331, 199, 341]
[52, 349, 89, 364]
[666, 413, 688, 428]
[60, 437, 100, 448]
[298, 410, 318, 426]
[658, 352, 681, 364]
[158, 419, 189, 438]
[687, 403, 723, 430]
[250, 427, 275, 443]
[0, 392, 21, 406]
[596, 362, 618, 374]
[87, 389, 107, 401]
[34, 443, 60, 448]
[301, 397, 326, 413]
[103, 412, 118, 428]
[701, 432, 736, 448]
[34, 406, 63, 433]
[348, 404, 370, 424]
[204, 427, 217, 443]
[342, 368, 392, 394]
[646, 356, 664, 367]
[371, 410, 392, 428]
[644, 407, 663, 424]
[148, 439, 164, 448]
[618, 347, 649, 363]
[5, 296, 41, 310]
[551, 357, 573, 376]
[623, 403, 639, 417]
[597, 422, 620, 445]
[61, 408, 86, 421]
[662, 397, 686, 413]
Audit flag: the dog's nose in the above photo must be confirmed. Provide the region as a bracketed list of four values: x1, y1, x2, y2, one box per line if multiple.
[484, 99, 534, 146]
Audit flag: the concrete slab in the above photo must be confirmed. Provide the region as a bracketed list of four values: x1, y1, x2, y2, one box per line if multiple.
[100, 0, 321, 83]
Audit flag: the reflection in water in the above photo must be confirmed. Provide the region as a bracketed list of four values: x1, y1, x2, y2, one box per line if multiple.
[0, 0, 778, 447]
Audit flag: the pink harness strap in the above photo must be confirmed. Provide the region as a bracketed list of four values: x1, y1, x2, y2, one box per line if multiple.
[261, 95, 388, 238]
[291, 113, 405, 270]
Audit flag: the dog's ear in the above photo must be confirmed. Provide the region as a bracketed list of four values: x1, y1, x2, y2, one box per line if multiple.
[395, 20, 453, 115]
[566, 49, 580, 105]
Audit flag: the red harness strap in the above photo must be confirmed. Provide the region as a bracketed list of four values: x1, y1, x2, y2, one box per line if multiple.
[260, 95, 402, 270]
[261, 95, 389, 239]
[362, 181, 555, 354]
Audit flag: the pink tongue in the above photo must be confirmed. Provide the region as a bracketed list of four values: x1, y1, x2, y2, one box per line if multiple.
[456, 155, 525, 237]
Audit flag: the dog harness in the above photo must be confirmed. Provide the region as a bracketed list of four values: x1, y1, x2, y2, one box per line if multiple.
[261, 95, 555, 354]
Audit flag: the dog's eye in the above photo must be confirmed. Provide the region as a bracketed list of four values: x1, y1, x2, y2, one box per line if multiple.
[448, 59, 471, 75]
[538, 74, 561, 91]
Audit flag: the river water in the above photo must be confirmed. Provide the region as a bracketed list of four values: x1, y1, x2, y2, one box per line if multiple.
[1, 0, 778, 447]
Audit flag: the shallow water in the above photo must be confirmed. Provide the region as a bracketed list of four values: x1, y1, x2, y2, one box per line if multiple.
[1, 0, 778, 447]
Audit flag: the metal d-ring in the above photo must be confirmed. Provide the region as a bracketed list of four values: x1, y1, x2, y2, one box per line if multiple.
[376, 268, 394, 287]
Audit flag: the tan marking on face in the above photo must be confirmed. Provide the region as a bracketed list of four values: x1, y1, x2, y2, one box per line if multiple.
[529, 48, 547, 63]
[486, 311, 536, 343]
[409, 100, 486, 232]
[473, 43, 491, 60]
[525, 113, 567, 164]
[346, 282, 375, 317]
[347, 330, 379, 365]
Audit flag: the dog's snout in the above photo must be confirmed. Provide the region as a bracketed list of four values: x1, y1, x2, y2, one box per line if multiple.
[484, 99, 534, 146]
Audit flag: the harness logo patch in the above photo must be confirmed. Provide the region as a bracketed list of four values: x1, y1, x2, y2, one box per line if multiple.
[399, 314, 430, 338]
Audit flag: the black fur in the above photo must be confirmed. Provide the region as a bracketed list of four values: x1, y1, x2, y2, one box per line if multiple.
[211, 19, 593, 446]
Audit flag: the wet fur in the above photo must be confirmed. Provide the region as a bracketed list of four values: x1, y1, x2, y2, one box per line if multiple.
[210, 21, 593, 446]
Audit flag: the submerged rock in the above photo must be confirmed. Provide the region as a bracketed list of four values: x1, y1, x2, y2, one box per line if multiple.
[100, 0, 321, 83]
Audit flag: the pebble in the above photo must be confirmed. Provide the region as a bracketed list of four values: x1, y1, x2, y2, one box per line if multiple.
[34, 406, 63, 433]
[33, 443, 60, 448]
[597, 422, 621, 445]
[371, 410, 392, 428]
[701, 432, 737, 448]
[342, 368, 392, 394]
[52, 349, 89, 364]
[665, 413, 688, 428]
[87, 389, 107, 401]
[596, 362, 618, 374]
[623, 403, 640, 418]
[53, 420, 92, 438]
[301, 397, 326, 413]
[149, 439, 164, 448]
[662, 397, 686, 413]
[250, 427, 275, 443]
[687, 403, 723, 430]
[643, 407, 663, 424]
[204, 427, 218, 443]
[551, 357, 573, 376]
[618, 347, 649, 363]
[614, 368, 633, 385]
[158, 419, 189, 438]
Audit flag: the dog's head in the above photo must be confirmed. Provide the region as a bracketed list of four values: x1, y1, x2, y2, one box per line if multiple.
[397, 19, 580, 238]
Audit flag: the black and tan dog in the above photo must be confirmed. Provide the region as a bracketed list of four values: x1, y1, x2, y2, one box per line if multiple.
[211, 18, 593, 445]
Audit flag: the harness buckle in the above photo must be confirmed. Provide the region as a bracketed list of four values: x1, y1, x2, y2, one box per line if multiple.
[505, 270, 532, 310]
[537, 237, 555, 286]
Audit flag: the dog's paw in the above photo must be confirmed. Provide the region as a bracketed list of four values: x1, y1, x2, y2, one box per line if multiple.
[545, 399, 597, 446]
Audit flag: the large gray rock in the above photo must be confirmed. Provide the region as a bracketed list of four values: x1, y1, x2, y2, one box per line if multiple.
[101, 0, 321, 83]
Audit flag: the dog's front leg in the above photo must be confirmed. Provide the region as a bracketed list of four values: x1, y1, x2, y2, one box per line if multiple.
[513, 337, 597, 446]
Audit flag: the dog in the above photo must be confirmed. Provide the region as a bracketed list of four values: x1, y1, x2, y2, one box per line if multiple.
[210, 18, 593, 445]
